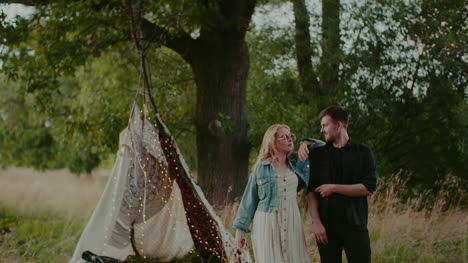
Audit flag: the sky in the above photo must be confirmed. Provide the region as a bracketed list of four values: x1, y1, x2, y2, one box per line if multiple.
[0, 3, 35, 20]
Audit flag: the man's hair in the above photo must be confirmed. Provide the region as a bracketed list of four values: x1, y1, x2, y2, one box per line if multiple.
[319, 105, 349, 128]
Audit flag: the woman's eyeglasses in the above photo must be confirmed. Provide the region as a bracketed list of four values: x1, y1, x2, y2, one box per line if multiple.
[277, 133, 296, 141]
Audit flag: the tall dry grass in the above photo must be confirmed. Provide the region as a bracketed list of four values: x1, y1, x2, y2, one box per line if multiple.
[0, 167, 466, 262]
[0, 167, 108, 220]
[366, 175, 467, 263]
[0, 167, 109, 263]
[218, 174, 467, 263]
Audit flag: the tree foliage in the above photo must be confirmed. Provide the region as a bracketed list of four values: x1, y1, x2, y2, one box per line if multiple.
[0, 48, 196, 174]
[247, 0, 466, 192]
[1, 0, 254, 205]
[0, 0, 466, 195]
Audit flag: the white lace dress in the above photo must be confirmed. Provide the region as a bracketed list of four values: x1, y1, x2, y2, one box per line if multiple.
[251, 169, 310, 263]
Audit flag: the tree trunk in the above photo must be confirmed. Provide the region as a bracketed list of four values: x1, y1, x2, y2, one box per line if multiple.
[136, 0, 257, 207]
[292, 0, 320, 106]
[188, 34, 251, 207]
[319, 0, 341, 107]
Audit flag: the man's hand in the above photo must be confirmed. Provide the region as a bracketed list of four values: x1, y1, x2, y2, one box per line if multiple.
[314, 223, 328, 245]
[235, 229, 249, 252]
[315, 184, 336, 197]
[298, 141, 312, 161]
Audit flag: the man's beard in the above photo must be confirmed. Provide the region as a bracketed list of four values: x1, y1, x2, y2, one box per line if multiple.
[324, 133, 336, 143]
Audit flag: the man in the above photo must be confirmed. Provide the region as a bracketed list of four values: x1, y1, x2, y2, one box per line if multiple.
[298, 105, 377, 263]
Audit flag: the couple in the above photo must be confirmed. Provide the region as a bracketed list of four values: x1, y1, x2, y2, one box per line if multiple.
[233, 105, 377, 263]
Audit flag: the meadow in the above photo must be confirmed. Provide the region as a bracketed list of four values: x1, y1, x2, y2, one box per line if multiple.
[0, 167, 466, 263]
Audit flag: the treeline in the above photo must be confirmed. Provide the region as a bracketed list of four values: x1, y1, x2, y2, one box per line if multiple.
[0, 0, 466, 200]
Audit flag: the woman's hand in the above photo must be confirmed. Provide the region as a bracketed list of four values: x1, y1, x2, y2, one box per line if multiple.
[235, 229, 249, 252]
[314, 223, 328, 245]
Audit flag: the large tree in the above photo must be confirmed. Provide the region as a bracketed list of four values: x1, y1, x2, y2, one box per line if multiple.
[1, 0, 256, 205]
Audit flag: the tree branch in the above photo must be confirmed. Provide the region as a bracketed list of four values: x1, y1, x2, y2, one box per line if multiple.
[140, 18, 194, 61]
[197, 0, 257, 38]
[220, 0, 257, 33]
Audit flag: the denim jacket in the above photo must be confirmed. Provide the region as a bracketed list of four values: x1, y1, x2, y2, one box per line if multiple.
[233, 139, 325, 233]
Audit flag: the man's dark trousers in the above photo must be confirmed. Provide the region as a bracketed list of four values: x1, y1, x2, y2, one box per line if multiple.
[317, 222, 371, 263]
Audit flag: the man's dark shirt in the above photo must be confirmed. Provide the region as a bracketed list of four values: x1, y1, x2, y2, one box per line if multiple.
[307, 138, 377, 226]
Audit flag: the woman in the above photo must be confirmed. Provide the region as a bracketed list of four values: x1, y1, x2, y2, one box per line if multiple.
[233, 124, 324, 263]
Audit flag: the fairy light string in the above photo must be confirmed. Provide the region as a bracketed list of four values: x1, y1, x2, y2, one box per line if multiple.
[156, 123, 226, 260]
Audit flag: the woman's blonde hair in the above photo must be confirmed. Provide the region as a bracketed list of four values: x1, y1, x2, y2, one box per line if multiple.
[255, 124, 292, 164]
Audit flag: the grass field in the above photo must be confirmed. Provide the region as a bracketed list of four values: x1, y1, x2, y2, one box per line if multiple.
[0, 167, 466, 263]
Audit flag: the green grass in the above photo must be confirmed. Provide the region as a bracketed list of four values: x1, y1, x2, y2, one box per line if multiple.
[0, 209, 227, 263]
[0, 208, 83, 263]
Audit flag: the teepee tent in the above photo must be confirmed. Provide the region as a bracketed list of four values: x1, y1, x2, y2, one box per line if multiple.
[70, 2, 251, 260]
[70, 104, 250, 262]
